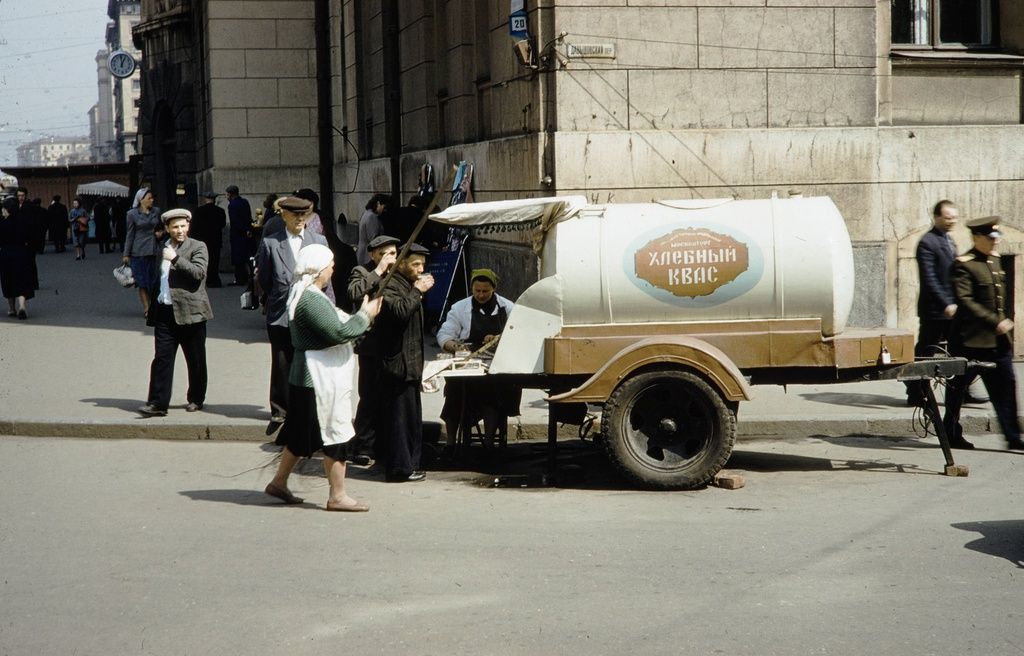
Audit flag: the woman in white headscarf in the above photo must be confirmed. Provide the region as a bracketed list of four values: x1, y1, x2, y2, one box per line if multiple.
[265, 244, 382, 511]
[121, 187, 162, 317]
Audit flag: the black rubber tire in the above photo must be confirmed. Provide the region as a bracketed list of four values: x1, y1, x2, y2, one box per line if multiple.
[601, 369, 736, 490]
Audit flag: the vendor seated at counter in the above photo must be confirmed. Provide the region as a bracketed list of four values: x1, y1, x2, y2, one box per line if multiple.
[437, 268, 520, 452]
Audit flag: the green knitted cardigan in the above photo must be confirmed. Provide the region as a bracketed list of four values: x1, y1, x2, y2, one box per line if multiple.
[288, 288, 371, 387]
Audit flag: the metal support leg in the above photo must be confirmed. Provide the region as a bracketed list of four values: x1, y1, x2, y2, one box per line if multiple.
[545, 409, 558, 485]
[922, 382, 969, 477]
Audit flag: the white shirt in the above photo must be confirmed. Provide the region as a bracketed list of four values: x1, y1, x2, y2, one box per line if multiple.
[287, 228, 304, 262]
[157, 248, 173, 305]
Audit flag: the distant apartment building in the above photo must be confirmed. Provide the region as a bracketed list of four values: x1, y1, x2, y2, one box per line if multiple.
[89, 0, 142, 162]
[16, 137, 92, 167]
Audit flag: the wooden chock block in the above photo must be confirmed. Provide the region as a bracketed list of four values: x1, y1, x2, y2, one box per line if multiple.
[713, 471, 746, 490]
[944, 464, 970, 477]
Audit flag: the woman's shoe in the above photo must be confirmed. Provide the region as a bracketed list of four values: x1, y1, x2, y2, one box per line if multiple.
[17, 310, 26, 320]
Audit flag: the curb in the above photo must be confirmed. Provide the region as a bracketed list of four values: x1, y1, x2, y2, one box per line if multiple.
[0, 416, 998, 441]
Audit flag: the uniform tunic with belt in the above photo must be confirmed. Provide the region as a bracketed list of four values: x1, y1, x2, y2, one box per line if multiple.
[276, 287, 371, 459]
[942, 248, 1021, 444]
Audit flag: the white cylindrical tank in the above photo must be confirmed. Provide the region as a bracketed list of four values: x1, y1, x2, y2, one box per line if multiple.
[542, 196, 854, 336]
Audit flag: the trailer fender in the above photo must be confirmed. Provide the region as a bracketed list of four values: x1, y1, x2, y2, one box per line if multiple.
[547, 336, 752, 403]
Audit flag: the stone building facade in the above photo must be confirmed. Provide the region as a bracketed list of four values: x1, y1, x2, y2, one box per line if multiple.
[133, 1, 1024, 348]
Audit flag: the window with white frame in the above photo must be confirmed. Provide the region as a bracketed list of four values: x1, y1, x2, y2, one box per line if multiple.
[891, 0, 996, 48]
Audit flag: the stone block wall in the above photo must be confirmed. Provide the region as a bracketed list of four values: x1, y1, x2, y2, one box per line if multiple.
[202, 0, 320, 204]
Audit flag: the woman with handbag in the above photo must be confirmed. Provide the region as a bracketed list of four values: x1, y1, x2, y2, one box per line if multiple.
[264, 244, 382, 512]
[69, 198, 89, 261]
[121, 188, 163, 317]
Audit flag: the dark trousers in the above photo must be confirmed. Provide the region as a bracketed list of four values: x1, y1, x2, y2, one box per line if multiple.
[943, 341, 1021, 444]
[906, 318, 952, 401]
[267, 324, 293, 417]
[352, 354, 380, 456]
[376, 375, 422, 477]
[147, 303, 208, 409]
[206, 245, 222, 287]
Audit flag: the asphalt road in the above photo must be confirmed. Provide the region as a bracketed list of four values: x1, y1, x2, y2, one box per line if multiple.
[1, 434, 1022, 656]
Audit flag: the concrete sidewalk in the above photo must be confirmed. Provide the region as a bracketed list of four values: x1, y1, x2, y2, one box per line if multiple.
[0, 247, 1010, 441]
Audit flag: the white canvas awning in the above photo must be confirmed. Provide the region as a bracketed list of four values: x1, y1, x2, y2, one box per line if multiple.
[76, 180, 129, 198]
[429, 195, 587, 226]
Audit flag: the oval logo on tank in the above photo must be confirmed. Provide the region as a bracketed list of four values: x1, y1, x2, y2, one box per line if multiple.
[624, 225, 764, 307]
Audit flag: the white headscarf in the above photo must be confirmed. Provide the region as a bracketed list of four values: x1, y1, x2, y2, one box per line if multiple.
[132, 187, 150, 209]
[286, 244, 335, 321]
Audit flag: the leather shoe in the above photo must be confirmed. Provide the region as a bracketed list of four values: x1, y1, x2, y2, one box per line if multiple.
[949, 438, 975, 450]
[185, 402, 203, 412]
[1007, 439, 1024, 451]
[386, 470, 426, 483]
[351, 454, 373, 467]
[137, 403, 167, 417]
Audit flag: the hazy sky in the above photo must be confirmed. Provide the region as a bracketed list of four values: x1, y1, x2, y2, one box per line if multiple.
[0, 0, 111, 168]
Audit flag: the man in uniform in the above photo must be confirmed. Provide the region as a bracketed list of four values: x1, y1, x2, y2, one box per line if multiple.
[346, 234, 400, 465]
[191, 192, 226, 287]
[942, 216, 1024, 450]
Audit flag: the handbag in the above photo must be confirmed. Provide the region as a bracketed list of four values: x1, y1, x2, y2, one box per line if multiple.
[113, 264, 135, 288]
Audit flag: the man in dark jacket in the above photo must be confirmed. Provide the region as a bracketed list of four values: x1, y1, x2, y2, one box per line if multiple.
[942, 216, 1023, 451]
[47, 195, 68, 253]
[255, 196, 326, 423]
[226, 184, 254, 286]
[138, 209, 214, 417]
[907, 200, 959, 406]
[191, 192, 227, 287]
[369, 243, 434, 482]
[347, 234, 400, 464]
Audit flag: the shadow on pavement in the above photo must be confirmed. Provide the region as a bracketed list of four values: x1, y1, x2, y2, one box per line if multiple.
[798, 392, 909, 409]
[80, 398, 266, 421]
[728, 448, 931, 475]
[179, 488, 320, 509]
[951, 520, 1024, 568]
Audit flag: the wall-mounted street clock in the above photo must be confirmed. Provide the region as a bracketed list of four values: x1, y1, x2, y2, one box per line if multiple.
[107, 50, 136, 79]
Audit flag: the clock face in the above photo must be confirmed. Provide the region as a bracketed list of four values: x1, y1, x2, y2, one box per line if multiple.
[108, 50, 136, 79]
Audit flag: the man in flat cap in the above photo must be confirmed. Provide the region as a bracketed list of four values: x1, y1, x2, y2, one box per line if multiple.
[138, 209, 213, 417]
[190, 192, 226, 287]
[436, 267, 520, 453]
[942, 216, 1024, 450]
[255, 196, 328, 424]
[346, 234, 401, 464]
[369, 242, 434, 481]
[226, 185, 254, 286]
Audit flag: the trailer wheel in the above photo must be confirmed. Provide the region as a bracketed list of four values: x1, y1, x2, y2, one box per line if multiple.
[602, 369, 736, 490]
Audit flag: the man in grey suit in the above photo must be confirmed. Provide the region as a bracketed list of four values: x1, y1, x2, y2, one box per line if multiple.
[255, 196, 329, 423]
[138, 209, 214, 417]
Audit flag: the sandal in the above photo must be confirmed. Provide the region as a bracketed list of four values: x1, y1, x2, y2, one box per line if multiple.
[325, 500, 369, 512]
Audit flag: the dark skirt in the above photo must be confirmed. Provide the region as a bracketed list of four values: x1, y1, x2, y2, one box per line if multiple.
[130, 255, 157, 290]
[275, 384, 353, 461]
